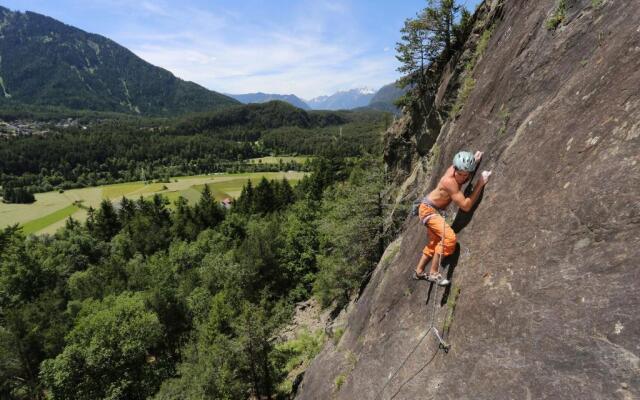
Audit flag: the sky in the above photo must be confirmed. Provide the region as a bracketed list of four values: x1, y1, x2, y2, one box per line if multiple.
[2, 0, 482, 99]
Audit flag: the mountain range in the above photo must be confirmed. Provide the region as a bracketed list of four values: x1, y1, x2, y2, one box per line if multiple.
[0, 6, 238, 116]
[231, 86, 406, 112]
[306, 88, 375, 110]
[229, 88, 377, 111]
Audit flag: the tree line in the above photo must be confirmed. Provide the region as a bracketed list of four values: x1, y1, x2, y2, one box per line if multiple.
[0, 154, 389, 399]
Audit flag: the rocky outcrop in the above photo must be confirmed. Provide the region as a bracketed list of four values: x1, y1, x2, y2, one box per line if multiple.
[297, 0, 640, 399]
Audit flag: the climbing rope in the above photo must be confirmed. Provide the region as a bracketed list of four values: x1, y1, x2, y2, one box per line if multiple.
[374, 283, 444, 400]
[374, 220, 449, 400]
[374, 319, 432, 400]
[387, 343, 441, 400]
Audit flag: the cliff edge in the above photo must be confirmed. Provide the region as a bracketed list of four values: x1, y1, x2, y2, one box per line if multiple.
[296, 0, 639, 398]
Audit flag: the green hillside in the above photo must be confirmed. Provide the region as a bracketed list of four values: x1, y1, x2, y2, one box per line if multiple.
[0, 6, 238, 115]
[366, 82, 407, 114]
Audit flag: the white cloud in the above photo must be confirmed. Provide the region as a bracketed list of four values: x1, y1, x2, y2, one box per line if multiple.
[139, 1, 172, 17]
[112, 1, 399, 98]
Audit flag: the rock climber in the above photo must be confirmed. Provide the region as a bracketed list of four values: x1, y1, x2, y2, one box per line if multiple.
[414, 150, 492, 285]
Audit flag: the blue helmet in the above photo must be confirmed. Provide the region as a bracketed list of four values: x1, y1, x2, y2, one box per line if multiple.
[453, 151, 476, 172]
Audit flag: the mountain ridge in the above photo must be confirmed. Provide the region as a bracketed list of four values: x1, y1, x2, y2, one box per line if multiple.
[307, 87, 376, 110]
[0, 6, 238, 115]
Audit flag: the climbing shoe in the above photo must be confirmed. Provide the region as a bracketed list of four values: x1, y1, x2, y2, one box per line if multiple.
[413, 271, 429, 280]
[427, 273, 450, 286]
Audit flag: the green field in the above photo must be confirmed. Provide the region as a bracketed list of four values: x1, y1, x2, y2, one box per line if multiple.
[102, 182, 147, 199]
[1, 171, 306, 235]
[21, 204, 81, 234]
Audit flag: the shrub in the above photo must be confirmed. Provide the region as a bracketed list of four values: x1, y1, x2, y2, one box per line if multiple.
[546, 0, 567, 30]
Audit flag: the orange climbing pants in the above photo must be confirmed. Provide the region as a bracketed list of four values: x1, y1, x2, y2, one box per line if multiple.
[418, 203, 457, 258]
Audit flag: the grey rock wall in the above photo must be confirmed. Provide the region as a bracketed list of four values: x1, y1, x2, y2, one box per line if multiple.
[296, 0, 640, 399]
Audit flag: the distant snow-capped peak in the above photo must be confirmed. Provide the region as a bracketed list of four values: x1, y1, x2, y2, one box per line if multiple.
[331, 87, 376, 96]
[355, 87, 376, 95]
[305, 87, 378, 110]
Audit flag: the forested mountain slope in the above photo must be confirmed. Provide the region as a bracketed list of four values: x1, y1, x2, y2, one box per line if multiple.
[297, 0, 639, 398]
[367, 82, 407, 114]
[0, 6, 238, 115]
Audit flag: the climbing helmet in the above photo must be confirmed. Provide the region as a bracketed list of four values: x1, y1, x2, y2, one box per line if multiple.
[453, 151, 476, 172]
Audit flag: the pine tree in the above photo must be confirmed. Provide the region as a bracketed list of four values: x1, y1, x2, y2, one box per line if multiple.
[172, 196, 198, 241]
[92, 200, 121, 241]
[236, 180, 255, 214]
[278, 178, 295, 208]
[395, 0, 465, 96]
[254, 178, 275, 214]
[194, 185, 224, 230]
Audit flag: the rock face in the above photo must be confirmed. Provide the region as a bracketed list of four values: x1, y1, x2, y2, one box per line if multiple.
[296, 0, 640, 399]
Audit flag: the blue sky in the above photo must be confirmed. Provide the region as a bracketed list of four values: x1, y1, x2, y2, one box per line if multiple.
[3, 0, 482, 98]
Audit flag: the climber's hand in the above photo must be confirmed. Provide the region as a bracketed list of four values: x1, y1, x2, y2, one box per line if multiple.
[480, 170, 492, 185]
[474, 151, 483, 163]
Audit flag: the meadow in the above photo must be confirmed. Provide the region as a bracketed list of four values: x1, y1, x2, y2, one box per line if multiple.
[1, 171, 306, 235]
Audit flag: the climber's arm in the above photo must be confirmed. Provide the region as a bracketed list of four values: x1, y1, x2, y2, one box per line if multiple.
[447, 173, 489, 212]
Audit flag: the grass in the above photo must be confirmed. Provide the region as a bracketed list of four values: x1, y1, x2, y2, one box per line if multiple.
[332, 327, 345, 346]
[546, 0, 567, 30]
[21, 204, 80, 234]
[497, 105, 511, 137]
[475, 27, 493, 56]
[162, 188, 202, 205]
[129, 183, 165, 196]
[443, 285, 461, 335]
[102, 182, 146, 199]
[450, 75, 476, 117]
[591, 0, 604, 8]
[334, 350, 358, 392]
[426, 143, 441, 171]
[334, 374, 347, 391]
[207, 177, 267, 198]
[0, 187, 101, 229]
[450, 28, 493, 118]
